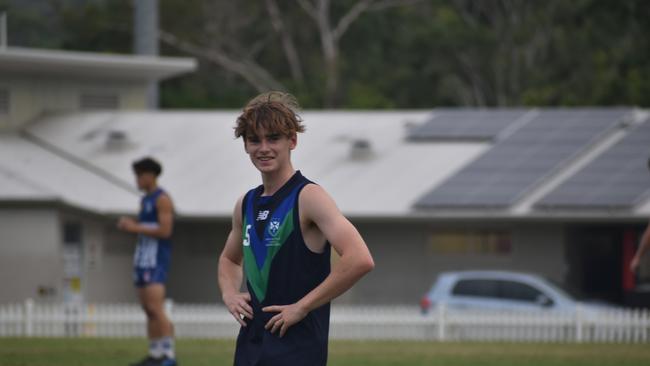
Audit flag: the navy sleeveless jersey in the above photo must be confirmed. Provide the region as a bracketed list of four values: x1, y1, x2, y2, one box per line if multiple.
[235, 171, 331, 366]
[133, 188, 172, 270]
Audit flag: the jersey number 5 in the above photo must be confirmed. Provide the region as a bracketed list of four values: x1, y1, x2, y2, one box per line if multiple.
[243, 224, 251, 247]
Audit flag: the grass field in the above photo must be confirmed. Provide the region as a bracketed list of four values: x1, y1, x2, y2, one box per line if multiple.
[1, 338, 650, 366]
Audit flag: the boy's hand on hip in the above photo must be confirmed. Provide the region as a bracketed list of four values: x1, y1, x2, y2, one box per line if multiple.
[263, 303, 308, 337]
[224, 292, 253, 326]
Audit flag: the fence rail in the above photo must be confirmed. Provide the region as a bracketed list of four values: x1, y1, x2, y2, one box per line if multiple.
[1, 300, 649, 342]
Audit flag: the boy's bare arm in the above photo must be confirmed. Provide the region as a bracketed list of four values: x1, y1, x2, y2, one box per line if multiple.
[218, 196, 253, 326]
[117, 194, 174, 238]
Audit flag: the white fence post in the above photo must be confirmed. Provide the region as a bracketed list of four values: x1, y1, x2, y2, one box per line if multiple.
[24, 298, 34, 337]
[437, 302, 446, 341]
[575, 303, 583, 343]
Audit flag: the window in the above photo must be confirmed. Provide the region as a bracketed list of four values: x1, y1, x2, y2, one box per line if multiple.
[62, 221, 84, 303]
[429, 230, 512, 255]
[452, 279, 500, 299]
[453, 278, 553, 305]
[63, 222, 82, 244]
[499, 280, 549, 304]
[62, 221, 83, 277]
[80, 93, 119, 110]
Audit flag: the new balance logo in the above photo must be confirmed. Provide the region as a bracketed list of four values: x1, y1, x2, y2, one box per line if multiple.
[257, 210, 269, 221]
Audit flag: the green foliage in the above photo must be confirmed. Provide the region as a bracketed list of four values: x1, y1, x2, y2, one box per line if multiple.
[0, 0, 62, 49]
[160, 67, 255, 109]
[3, 0, 649, 108]
[57, 0, 132, 54]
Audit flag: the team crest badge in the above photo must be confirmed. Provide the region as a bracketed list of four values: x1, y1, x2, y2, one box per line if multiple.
[268, 219, 281, 237]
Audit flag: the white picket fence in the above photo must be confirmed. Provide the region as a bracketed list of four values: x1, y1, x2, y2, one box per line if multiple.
[1, 300, 649, 342]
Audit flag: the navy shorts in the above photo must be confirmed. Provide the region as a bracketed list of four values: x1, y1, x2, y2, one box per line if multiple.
[133, 266, 168, 287]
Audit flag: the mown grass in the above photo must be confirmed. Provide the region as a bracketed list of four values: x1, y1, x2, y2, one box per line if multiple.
[1, 338, 649, 366]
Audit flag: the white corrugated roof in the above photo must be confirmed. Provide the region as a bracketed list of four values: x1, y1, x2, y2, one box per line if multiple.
[0, 164, 55, 199]
[0, 134, 138, 212]
[4, 110, 649, 219]
[17, 110, 487, 217]
[294, 113, 488, 216]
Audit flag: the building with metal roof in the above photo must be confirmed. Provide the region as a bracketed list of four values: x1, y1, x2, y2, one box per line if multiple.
[1, 47, 650, 307]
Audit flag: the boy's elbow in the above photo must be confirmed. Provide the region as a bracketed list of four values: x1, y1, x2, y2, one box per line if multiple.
[218, 252, 228, 265]
[360, 255, 375, 274]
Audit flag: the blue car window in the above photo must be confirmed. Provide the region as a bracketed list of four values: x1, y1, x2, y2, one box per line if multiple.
[498, 280, 549, 303]
[452, 279, 500, 299]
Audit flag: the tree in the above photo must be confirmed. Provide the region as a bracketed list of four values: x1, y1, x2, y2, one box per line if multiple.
[160, 0, 422, 107]
[6, 0, 650, 108]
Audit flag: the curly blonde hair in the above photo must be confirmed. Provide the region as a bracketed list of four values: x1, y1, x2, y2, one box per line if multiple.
[234, 91, 305, 139]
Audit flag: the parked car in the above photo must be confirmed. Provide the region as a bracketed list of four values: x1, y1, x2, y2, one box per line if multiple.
[420, 270, 615, 314]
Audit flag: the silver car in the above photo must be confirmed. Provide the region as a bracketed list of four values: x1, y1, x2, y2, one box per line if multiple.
[420, 270, 606, 314]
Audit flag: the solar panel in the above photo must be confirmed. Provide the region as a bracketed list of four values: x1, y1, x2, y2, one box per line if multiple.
[536, 119, 650, 209]
[407, 109, 529, 141]
[415, 108, 632, 209]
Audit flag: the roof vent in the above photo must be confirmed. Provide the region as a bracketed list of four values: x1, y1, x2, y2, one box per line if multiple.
[105, 129, 131, 150]
[349, 138, 375, 161]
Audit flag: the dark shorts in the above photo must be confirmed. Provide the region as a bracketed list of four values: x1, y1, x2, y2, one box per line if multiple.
[235, 309, 329, 366]
[133, 266, 168, 287]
